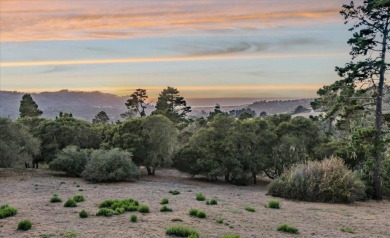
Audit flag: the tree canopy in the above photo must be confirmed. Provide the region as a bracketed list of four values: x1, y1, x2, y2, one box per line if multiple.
[19, 94, 43, 118]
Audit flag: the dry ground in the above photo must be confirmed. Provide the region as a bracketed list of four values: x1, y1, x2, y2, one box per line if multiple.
[0, 169, 389, 238]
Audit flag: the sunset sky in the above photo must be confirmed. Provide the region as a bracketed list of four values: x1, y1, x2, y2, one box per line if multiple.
[0, 0, 354, 99]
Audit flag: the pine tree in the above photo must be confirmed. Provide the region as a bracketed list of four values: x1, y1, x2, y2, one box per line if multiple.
[19, 94, 43, 118]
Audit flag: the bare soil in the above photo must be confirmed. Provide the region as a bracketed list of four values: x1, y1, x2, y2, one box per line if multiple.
[0, 168, 389, 238]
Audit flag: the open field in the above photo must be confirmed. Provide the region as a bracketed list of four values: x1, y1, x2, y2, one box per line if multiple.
[0, 169, 389, 238]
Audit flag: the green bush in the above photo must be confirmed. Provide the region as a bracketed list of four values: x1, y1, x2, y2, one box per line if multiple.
[0, 205, 17, 219]
[130, 214, 137, 223]
[98, 198, 139, 215]
[171, 218, 183, 222]
[189, 208, 198, 216]
[138, 205, 150, 213]
[221, 235, 240, 238]
[64, 199, 77, 208]
[196, 194, 206, 201]
[50, 194, 62, 203]
[49, 146, 89, 177]
[79, 210, 88, 218]
[207, 199, 218, 205]
[17, 220, 32, 231]
[266, 200, 280, 209]
[73, 195, 85, 203]
[160, 198, 169, 205]
[96, 208, 116, 217]
[169, 190, 180, 195]
[268, 157, 365, 203]
[196, 210, 206, 218]
[160, 205, 173, 212]
[82, 148, 140, 182]
[245, 206, 255, 212]
[64, 230, 77, 238]
[276, 224, 299, 234]
[165, 226, 199, 237]
[340, 227, 355, 234]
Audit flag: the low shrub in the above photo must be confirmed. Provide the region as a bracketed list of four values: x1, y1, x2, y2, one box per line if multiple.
[196, 194, 206, 201]
[160, 205, 173, 212]
[276, 224, 299, 234]
[48, 146, 89, 177]
[216, 217, 224, 224]
[64, 199, 77, 208]
[96, 208, 116, 217]
[0, 205, 17, 219]
[207, 199, 218, 205]
[79, 210, 88, 218]
[189, 208, 198, 216]
[130, 214, 137, 223]
[99, 198, 139, 213]
[171, 218, 183, 222]
[221, 235, 240, 238]
[169, 190, 180, 195]
[63, 230, 77, 238]
[160, 198, 169, 205]
[266, 200, 280, 209]
[267, 157, 365, 203]
[17, 220, 32, 231]
[165, 226, 199, 237]
[73, 195, 85, 203]
[340, 227, 355, 234]
[138, 205, 150, 213]
[196, 210, 206, 218]
[50, 194, 62, 203]
[82, 148, 140, 182]
[245, 206, 255, 212]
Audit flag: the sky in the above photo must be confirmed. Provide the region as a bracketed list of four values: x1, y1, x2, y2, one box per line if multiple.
[0, 0, 355, 100]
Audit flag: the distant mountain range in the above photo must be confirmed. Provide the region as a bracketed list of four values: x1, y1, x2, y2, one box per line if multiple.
[0, 90, 315, 121]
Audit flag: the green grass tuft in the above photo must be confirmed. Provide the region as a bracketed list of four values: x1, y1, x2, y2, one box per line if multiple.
[130, 214, 137, 223]
[50, 194, 62, 203]
[64, 199, 77, 208]
[169, 190, 180, 195]
[165, 225, 199, 237]
[79, 210, 88, 218]
[196, 210, 206, 218]
[276, 224, 299, 234]
[160, 198, 169, 205]
[138, 205, 150, 213]
[221, 235, 240, 238]
[17, 220, 32, 231]
[207, 199, 218, 205]
[340, 227, 355, 234]
[0, 205, 17, 219]
[266, 200, 280, 209]
[189, 208, 198, 216]
[160, 205, 173, 212]
[96, 208, 117, 217]
[245, 206, 255, 212]
[73, 195, 85, 203]
[196, 194, 206, 201]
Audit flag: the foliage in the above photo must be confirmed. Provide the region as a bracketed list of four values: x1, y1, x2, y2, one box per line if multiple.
[96, 208, 116, 217]
[276, 224, 299, 234]
[195, 210, 206, 218]
[188, 208, 198, 216]
[206, 199, 218, 205]
[73, 195, 85, 203]
[0, 118, 40, 168]
[216, 217, 224, 224]
[82, 148, 140, 182]
[138, 205, 150, 213]
[266, 200, 280, 209]
[221, 235, 240, 238]
[268, 157, 366, 203]
[195, 194, 205, 201]
[63, 230, 78, 238]
[125, 89, 148, 117]
[48, 146, 89, 177]
[165, 226, 199, 237]
[160, 205, 173, 212]
[64, 199, 77, 207]
[50, 194, 62, 203]
[19, 94, 42, 118]
[160, 198, 169, 205]
[169, 190, 180, 195]
[245, 206, 255, 212]
[340, 227, 355, 234]
[130, 214, 137, 222]
[92, 111, 110, 124]
[171, 218, 183, 222]
[98, 198, 139, 215]
[0, 205, 17, 219]
[17, 220, 32, 231]
[79, 210, 88, 218]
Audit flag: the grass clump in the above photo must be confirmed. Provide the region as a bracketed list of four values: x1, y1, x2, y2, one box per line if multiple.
[50, 194, 62, 203]
[160, 205, 173, 212]
[196, 210, 206, 218]
[266, 200, 280, 209]
[245, 206, 255, 212]
[206, 199, 218, 205]
[73, 195, 85, 203]
[79, 210, 88, 218]
[160, 198, 169, 205]
[221, 235, 240, 238]
[17, 220, 32, 231]
[96, 208, 116, 217]
[138, 205, 150, 213]
[171, 218, 183, 222]
[216, 217, 224, 224]
[169, 190, 180, 195]
[195, 194, 206, 201]
[98, 198, 139, 215]
[165, 226, 199, 237]
[63, 230, 77, 238]
[268, 157, 365, 203]
[0, 204, 17, 219]
[64, 199, 77, 208]
[276, 224, 299, 234]
[189, 208, 198, 216]
[340, 227, 355, 234]
[130, 214, 137, 223]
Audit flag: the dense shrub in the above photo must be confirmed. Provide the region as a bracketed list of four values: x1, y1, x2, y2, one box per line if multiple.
[98, 198, 139, 215]
[48, 146, 89, 177]
[96, 208, 116, 217]
[169, 190, 180, 195]
[206, 199, 218, 205]
[79, 210, 88, 218]
[64, 199, 77, 208]
[245, 206, 255, 212]
[130, 214, 137, 222]
[73, 195, 85, 202]
[266, 200, 280, 209]
[0, 205, 17, 219]
[17, 220, 32, 231]
[196, 210, 206, 218]
[340, 227, 355, 233]
[196, 194, 205, 201]
[138, 205, 150, 213]
[189, 208, 198, 216]
[276, 224, 299, 234]
[160, 205, 173, 212]
[221, 235, 240, 238]
[50, 194, 62, 203]
[82, 148, 140, 182]
[267, 157, 366, 203]
[165, 226, 199, 237]
[160, 198, 169, 205]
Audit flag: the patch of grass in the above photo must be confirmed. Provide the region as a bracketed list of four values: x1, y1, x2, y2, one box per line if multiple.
[138, 205, 150, 213]
[196, 194, 206, 201]
[160, 198, 169, 205]
[165, 226, 199, 237]
[64, 230, 78, 238]
[79, 210, 88, 218]
[189, 208, 198, 216]
[196, 210, 206, 218]
[221, 235, 240, 238]
[130, 214, 137, 223]
[266, 200, 280, 209]
[216, 217, 224, 224]
[64, 199, 77, 208]
[73, 195, 85, 203]
[78, 189, 84, 192]
[169, 190, 180, 195]
[245, 206, 255, 212]
[160, 205, 173, 212]
[98, 198, 139, 215]
[50, 194, 62, 203]
[340, 227, 355, 234]
[0, 204, 17, 219]
[40, 234, 55, 238]
[206, 199, 218, 205]
[171, 218, 183, 222]
[96, 208, 117, 217]
[17, 220, 32, 231]
[276, 224, 299, 234]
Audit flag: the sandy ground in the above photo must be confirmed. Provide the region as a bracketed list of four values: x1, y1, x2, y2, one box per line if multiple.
[0, 169, 389, 238]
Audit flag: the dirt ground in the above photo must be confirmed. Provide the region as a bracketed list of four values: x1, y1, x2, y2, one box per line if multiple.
[0, 168, 389, 238]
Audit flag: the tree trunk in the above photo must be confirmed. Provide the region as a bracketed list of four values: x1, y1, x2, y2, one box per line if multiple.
[224, 173, 230, 183]
[146, 166, 155, 175]
[252, 173, 257, 184]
